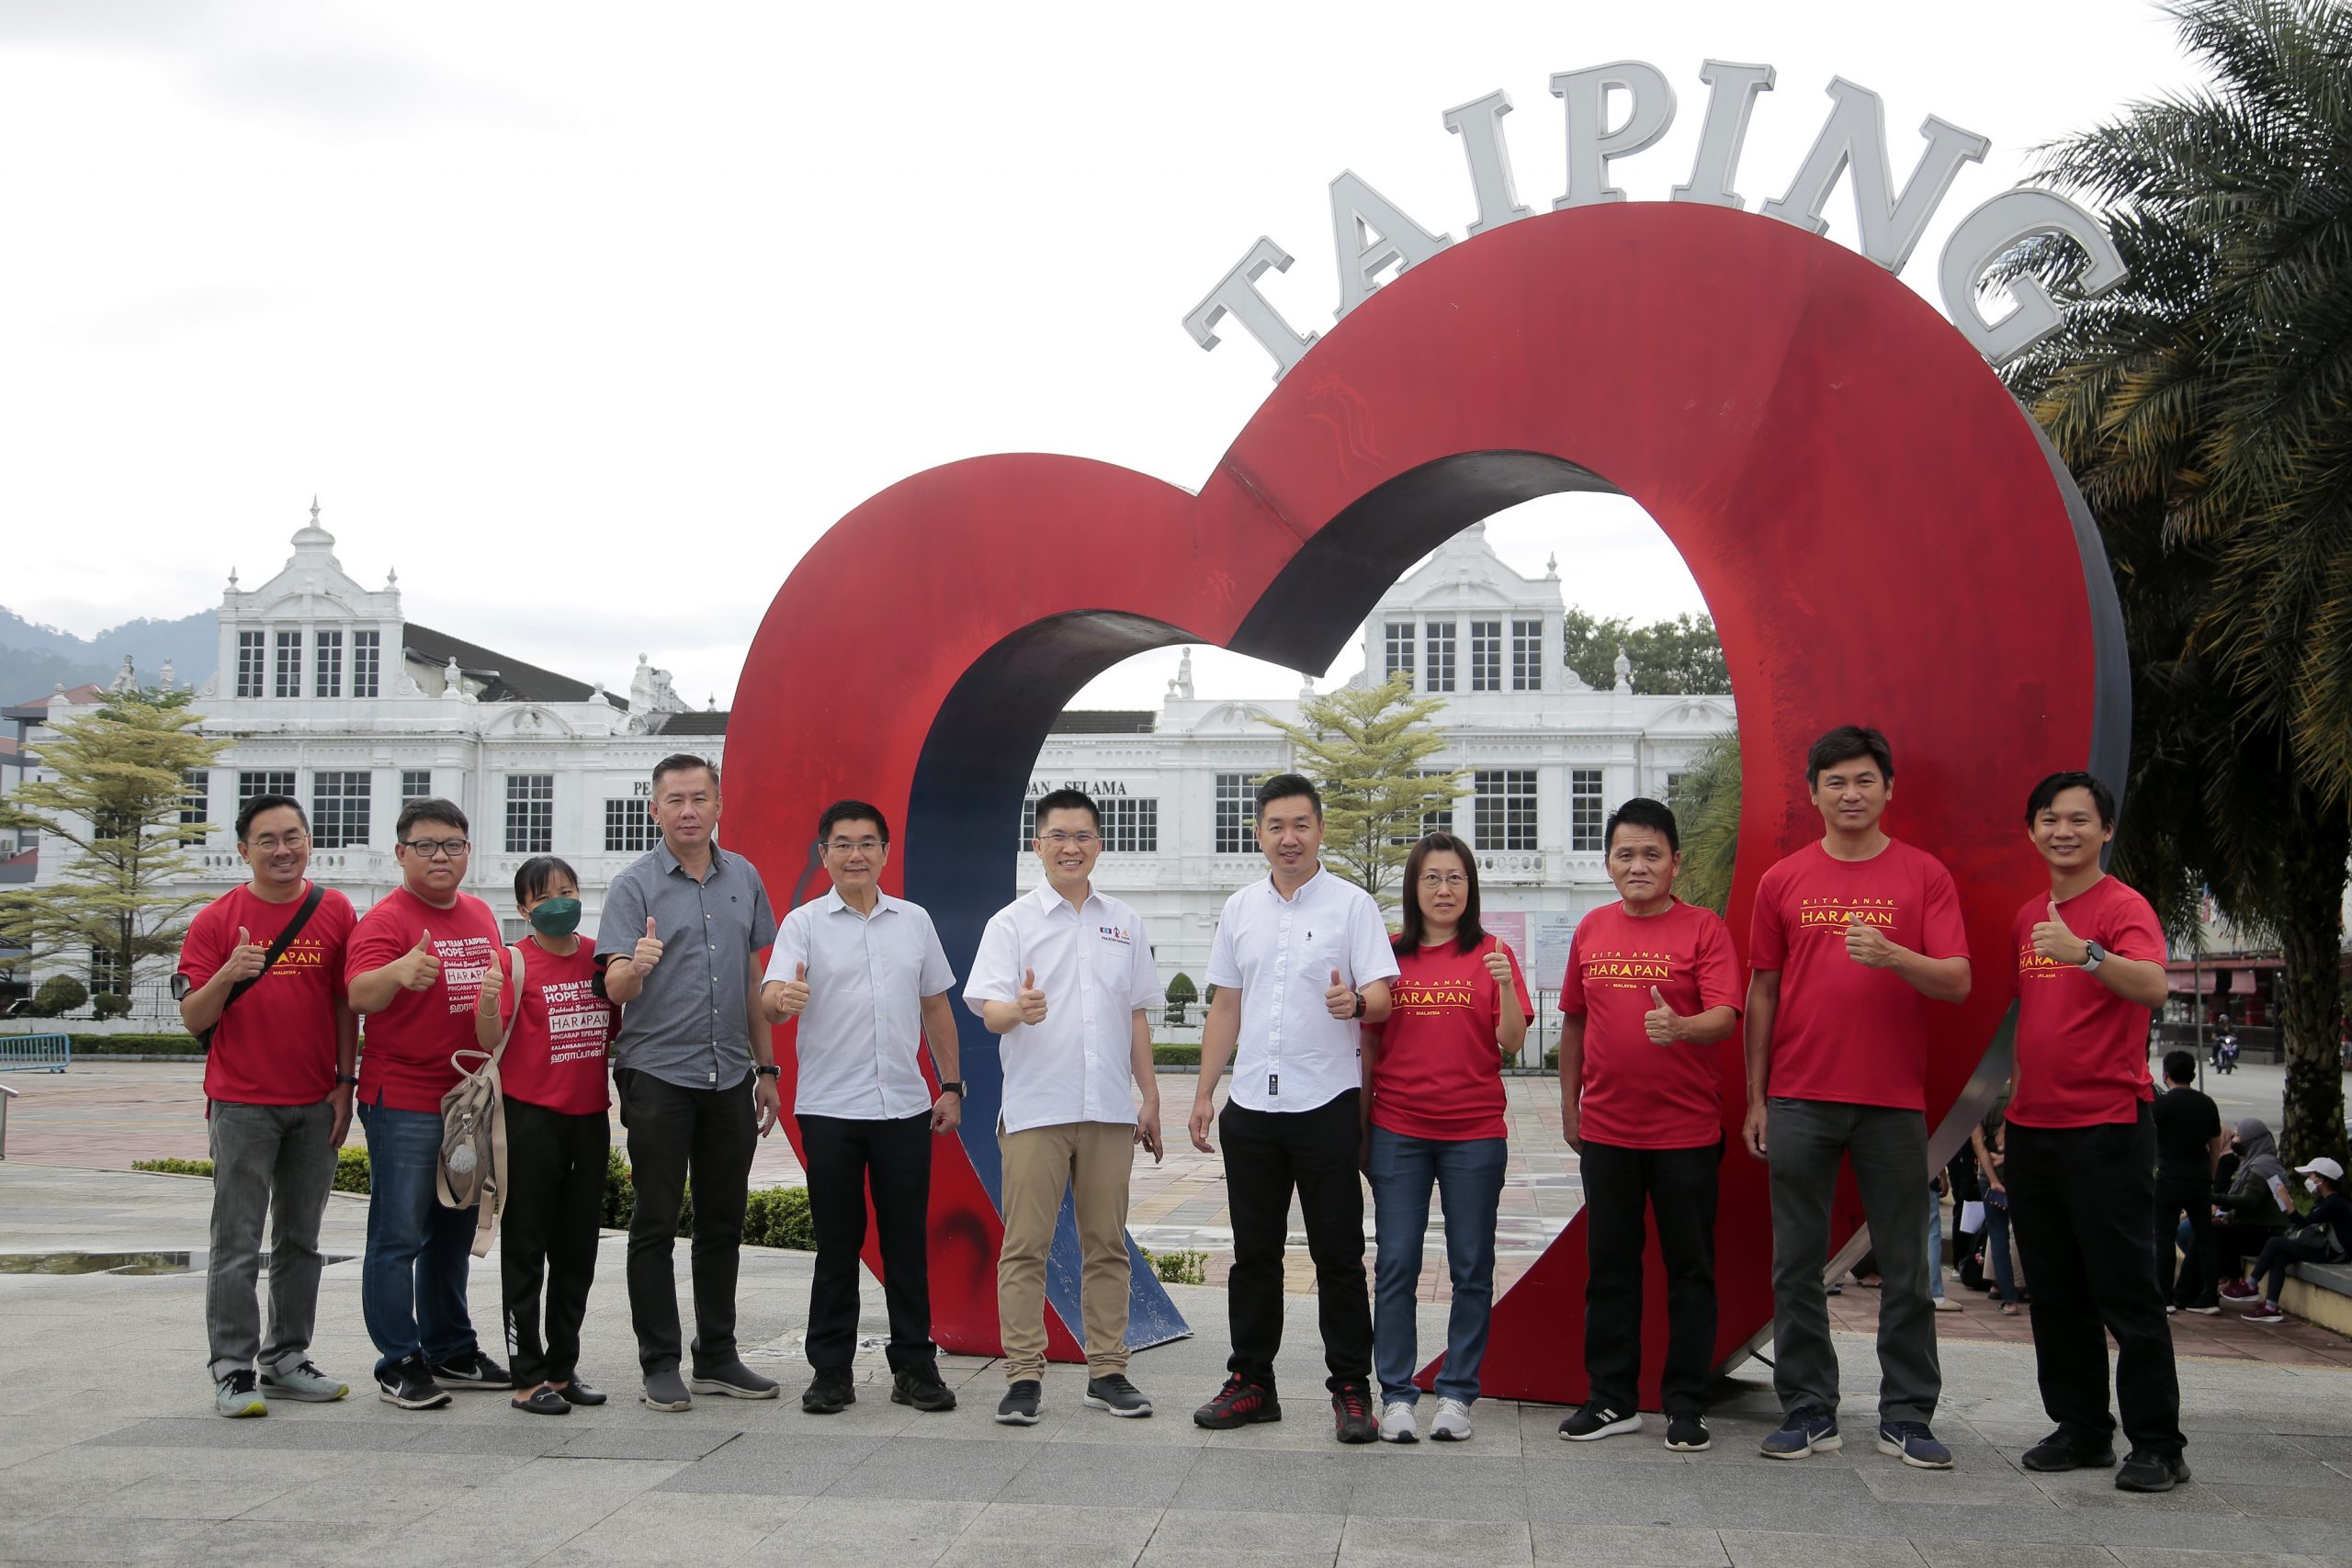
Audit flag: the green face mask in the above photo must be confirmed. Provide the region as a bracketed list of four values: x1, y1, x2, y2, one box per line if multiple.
[528, 897, 582, 938]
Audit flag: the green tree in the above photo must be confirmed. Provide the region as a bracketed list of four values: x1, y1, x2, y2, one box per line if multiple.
[1992, 0, 2352, 1165]
[1560, 610, 1729, 694]
[1666, 733, 1742, 918]
[1261, 673, 1466, 909]
[0, 688, 222, 996]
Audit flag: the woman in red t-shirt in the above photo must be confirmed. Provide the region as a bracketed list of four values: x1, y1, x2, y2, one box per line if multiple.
[1362, 832, 1530, 1444]
[473, 856, 616, 1415]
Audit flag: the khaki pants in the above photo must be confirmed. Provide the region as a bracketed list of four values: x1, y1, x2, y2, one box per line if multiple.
[998, 1120, 1136, 1382]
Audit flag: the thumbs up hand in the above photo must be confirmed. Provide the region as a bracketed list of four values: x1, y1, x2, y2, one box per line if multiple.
[395, 929, 442, 991]
[223, 924, 269, 983]
[1481, 948, 1515, 987]
[1843, 917, 1900, 969]
[476, 945, 505, 1018]
[631, 916, 664, 971]
[1643, 985, 1682, 1045]
[1324, 967, 1359, 1021]
[1016, 967, 1048, 1026]
[2030, 899, 2089, 965]
[767, 961, 811, 1020]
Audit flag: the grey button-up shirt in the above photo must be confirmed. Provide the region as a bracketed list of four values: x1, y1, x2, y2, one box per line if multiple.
[596, 838, 777, 1091]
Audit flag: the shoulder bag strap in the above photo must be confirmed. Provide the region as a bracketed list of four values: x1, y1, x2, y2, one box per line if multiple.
[201, 884, 326, 1045]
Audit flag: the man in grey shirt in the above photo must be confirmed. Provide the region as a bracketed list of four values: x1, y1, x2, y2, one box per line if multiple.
[598, 753, 783, 1412]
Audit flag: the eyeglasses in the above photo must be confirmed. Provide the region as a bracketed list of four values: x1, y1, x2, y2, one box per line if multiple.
[824, 837, 886, 854]
[1417, 873, 1469, 889]
[401, 838, 470, 859]
[1040, 831, 1101, 847]
[243, 832, 310, 852]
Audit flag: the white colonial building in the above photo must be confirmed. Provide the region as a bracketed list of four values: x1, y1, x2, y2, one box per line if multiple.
[8, 510, 1734, 1014]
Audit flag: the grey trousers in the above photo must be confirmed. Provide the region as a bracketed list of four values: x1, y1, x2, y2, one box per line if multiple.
[1766, 1096, 1940, 1425]
[206, 1100, 337, 1381]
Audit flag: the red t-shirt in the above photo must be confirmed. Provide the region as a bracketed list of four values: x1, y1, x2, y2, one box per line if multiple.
[345, 886, 503, 1113]
[1559, 898, 1744, 1149]
[1366, 934, 1531, 1141]
[1749, 839, 1970, 1112]
[494, 939, 616, 1116]
[2006, 874, 2167, 1129]
[176, 883, 356, 1106]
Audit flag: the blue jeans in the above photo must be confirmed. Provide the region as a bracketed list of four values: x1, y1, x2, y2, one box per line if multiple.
[358, 1102, 480, 1379]
[1366, 1126, 1506, 1404]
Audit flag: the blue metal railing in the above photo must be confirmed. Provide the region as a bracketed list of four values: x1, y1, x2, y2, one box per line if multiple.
[0, 1033, 71, 1073]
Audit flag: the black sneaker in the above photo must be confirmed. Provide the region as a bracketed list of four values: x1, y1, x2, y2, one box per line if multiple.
[891, 1368, 957, 1412]
[1083, 1374, 1153, 1418]
[1193, 1374, 1281, 1429]
[996, 1380, 1044, 1426]
[2020, 1430, 2117, 1472]
[2115, 1449, 2191, 1493]
[1331, 1382, 1378, 1445]
[427, 1349, 508, 1389]
[801, 1371, 855, 1415]
[1559, 1402, 1642, 1441]
[1664, 1410, 1712, 1451]
[376, 1357, 453, 1411]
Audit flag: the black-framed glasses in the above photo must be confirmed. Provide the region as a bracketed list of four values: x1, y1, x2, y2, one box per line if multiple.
[401, 838, 470, 859]
[243, 831, 311, 852]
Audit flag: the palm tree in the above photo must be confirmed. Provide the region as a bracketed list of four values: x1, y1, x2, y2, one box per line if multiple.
[1993, 0, 2351, 1164]
[1667, 732, 1741, 918]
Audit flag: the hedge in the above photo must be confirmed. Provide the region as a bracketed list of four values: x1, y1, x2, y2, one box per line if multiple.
[69, 1033, 206, 1055]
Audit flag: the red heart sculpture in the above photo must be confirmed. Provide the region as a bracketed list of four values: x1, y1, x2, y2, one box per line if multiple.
[726, 200, 2120, 1401]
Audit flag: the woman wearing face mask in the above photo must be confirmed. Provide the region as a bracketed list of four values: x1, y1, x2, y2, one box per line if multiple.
[2211, 1119, 2295, 1305]
[2235, 1158, 2352, 1323]
[476, 856, 616, 1414]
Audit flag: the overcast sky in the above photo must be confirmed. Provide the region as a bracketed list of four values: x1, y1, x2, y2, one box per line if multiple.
[0, 1, 2193, 708]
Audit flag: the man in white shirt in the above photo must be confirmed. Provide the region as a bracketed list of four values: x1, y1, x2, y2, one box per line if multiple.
[763, 799, 964, 1417]
[1187, 773, 1399, 1443]
[967, 788, 1165, 1427]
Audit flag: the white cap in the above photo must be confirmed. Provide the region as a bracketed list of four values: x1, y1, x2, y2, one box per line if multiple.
[2293, 1156, 2344, 1183]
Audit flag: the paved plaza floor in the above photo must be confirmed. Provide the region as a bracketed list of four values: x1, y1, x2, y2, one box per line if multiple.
[4, 1161, 2351, 1568]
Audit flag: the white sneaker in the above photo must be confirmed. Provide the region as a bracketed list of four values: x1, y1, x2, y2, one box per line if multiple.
[1429, 1396, 1473, 1442]
[1377, 1398, 1419, 1443]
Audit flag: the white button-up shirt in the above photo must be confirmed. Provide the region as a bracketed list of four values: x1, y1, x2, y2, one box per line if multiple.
[965, 882, 1158, 1135]
[768, 888, 956, 1120]
[1206, 865, 1400, 1113]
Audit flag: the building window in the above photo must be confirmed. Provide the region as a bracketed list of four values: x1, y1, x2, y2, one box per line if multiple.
[1101, 796, 1159, 853]
[311, 772, 371, 850]
[235, 632, 265, 698]
[313, 630, 344, 697]
[1425, 621, 1456, 693]
[1214, 773, 1257, 854]
[1391, 770, 1459, 845]
[604, 797, 658, 853]
[1470, 620, 1502, 692]
[352, 631, 381, 698]
[1474, 769, 1538, 852]
[1571, 768, 1604, 852]
[237, 770, 297, 803]
[1512, 618, 1544, 692]
[1017, 797, 1039, 853]
[401, 769, 433, 802]
[1383, 621, 1415, 684]
[505, 773, 554, 854]
[178, 770, 209, 829]
[273, 631, 301, 698]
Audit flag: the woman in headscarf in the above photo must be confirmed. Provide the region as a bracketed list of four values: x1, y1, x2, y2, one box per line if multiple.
[2211, 1119, 2293, 1303]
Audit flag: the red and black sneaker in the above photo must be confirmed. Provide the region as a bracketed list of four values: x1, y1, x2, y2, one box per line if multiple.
[1331, 1381, 1378, 1444]
[1193, 1374, 1282, 1429]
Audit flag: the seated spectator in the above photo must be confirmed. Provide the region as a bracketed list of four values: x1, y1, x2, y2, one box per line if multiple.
[2236, 1159, 2352, 1323]
[2212, 1120, 2294, 1303]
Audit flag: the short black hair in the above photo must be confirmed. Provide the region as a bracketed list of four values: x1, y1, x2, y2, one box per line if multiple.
[2025, 770, 2116, 828]
[2163, 1049, 2196, 1085]
[235, 793, 309, 840]
[1033, 788, 1101, 831]
[652, 753, 719, 794]
[1805, 724, 1894, 788]
[395, 796, 469, 838]
[817, 799, 890, 845]
[1256, 773, 1321, 821]
[1605, 796, 1679, 854]
[514, 855, 578, 906]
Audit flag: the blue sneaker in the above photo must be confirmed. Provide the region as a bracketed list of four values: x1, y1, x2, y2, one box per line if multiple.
[1876, 1420, 1953, 1470]
[1760, 1405, 1840, 1459]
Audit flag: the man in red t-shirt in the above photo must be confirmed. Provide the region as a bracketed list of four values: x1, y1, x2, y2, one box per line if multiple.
[175, 793, 357, 1418]
[345, 796, 509, 1411]
[1556, 797, 1741, 1454]
[1997, 772, 2187, 1494]
[1745, 726, 1971, 1471]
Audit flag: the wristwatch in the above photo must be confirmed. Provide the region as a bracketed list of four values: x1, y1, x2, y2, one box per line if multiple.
[1351, 991, 1366, 1020]
[755, 1064, 781, 1079]
[938, 1080, 966, 1097]
[335, 1074, 360, 1087]
[2078, 940, 2107, 973]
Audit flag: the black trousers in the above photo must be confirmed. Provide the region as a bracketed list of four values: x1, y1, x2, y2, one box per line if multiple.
[799, 1111, 934, 1376]
[2153, 1175, 2216, 1309]
[617, 1068, 756, 1377]
[1220, 1090, 1372, 1393]
[2250, 1230, 2333, 1303]
[2004, 1107, 2185, 1456]
[1580, 1137, 1722, 1415]
[502, 1097, 607, 1388]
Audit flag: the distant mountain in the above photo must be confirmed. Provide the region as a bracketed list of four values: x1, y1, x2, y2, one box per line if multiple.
[0, 605, 217, 705]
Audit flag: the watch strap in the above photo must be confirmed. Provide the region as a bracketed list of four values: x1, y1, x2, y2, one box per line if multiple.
[938, 1079, 966, 1096]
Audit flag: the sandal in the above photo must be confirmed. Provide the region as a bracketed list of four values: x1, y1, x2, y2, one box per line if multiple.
[511, 1385, 571, 1416]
